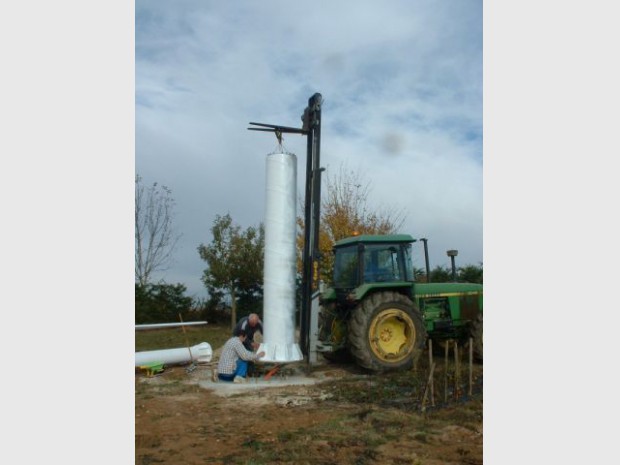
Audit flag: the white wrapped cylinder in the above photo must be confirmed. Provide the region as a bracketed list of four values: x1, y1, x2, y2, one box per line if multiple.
[258, 151, 303, 363]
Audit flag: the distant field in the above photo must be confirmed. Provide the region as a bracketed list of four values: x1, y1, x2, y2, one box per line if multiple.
[135, 323, 231, 352]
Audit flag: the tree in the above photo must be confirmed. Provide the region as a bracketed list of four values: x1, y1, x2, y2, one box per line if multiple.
[413, 267, 428, 282]
[135, 282, 194, 324]
[297, 163, 406, 284]
[198, 214, 264, 329]
[135, 175, 180, 286]
[458, 264, 483, 284]
[429, 265, 451, 283]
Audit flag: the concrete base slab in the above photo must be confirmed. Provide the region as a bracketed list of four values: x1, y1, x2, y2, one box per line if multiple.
[198, 375, 322, 397]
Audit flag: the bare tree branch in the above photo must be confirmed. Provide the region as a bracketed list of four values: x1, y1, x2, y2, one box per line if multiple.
[135, 175, 181, 286]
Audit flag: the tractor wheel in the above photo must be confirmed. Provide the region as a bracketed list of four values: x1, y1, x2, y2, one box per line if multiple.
[348, 291, 427, 372]
[318, 304, 351, 363]
[469, 314, 483, 361]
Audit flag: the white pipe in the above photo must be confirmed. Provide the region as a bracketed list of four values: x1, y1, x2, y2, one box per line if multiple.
[135, 321, 208, 331]
[135, 342, 213, 366]
[258, 151, 303, 363]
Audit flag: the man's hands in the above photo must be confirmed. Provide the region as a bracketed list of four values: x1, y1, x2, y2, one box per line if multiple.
[256, 351, 266, 359]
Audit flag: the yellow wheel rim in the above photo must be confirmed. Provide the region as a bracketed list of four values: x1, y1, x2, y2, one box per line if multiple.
[368, 309, 416, 362]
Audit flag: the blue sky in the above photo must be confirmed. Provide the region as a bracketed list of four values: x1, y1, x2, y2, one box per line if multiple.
[135, 0, 483, 299]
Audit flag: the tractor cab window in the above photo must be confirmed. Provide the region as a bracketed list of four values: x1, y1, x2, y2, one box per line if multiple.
[333, 245, 360, 288]
[402, 243, 414, 281]
[363, 244, 403, 283]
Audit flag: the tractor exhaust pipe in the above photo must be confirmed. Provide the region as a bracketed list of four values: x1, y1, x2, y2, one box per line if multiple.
[420, 238, 431, 283]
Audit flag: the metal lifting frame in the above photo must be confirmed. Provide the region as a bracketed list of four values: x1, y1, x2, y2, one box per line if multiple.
[248, 93, 323, 359]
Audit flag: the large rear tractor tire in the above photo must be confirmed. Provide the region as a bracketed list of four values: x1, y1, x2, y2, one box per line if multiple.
[469, 314, 483, 361]
[348, 291, 427, 372]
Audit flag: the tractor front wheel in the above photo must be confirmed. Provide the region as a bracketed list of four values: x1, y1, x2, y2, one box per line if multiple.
[348, 291, 427, 372]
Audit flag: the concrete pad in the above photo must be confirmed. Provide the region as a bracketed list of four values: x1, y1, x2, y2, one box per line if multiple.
[198, 374, 323, 397]
[195, 362, 317, 396]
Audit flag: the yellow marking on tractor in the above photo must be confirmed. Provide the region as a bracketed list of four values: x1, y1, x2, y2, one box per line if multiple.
[417, 291, 482, 298]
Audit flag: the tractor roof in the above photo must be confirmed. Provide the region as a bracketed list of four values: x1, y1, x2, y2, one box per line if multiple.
[334, 234, 416, 247]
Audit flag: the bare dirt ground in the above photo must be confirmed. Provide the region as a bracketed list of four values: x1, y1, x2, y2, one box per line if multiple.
[136, 351, 483, 465]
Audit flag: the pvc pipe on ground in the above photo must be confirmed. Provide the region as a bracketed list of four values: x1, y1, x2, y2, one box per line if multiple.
[135, 321, 208, 331]
[135, 342, 213, 366]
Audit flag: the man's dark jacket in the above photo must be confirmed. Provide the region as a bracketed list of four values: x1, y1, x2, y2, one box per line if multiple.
[233, 316, 263, 351]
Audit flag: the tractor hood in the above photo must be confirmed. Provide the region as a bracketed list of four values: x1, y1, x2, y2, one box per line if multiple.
[414, 282, 482, 297]
[320, 281, 482, 304]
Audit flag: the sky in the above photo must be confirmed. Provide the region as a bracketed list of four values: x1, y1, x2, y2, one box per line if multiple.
[135, 0, 483, 300]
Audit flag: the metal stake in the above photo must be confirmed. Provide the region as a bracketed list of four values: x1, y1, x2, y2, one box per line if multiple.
[444, 341, 449, 403]
[454, 341, 460, 401]
[468, 337, 473, 396]
[421, 362, 436, 413]
[428, 339, 435, 406]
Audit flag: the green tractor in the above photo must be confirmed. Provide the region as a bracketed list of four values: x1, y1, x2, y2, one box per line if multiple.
[317, 234, 483, 372]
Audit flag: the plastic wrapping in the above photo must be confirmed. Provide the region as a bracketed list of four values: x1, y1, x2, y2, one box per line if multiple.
[259, 151, 303, 363]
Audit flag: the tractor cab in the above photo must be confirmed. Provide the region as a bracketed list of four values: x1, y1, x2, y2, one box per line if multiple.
[332, 234, 416, 291]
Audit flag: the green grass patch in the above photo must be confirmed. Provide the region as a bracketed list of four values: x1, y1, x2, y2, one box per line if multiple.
[242, 437, 266, 451]
[135, 323, 230, 351]
[322, 370, 426, 410]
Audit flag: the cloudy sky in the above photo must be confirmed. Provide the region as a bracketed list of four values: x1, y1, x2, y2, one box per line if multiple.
[136, 0, 482, 299]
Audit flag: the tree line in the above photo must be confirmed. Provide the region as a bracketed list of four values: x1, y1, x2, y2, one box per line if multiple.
[135, 169, 482, 325]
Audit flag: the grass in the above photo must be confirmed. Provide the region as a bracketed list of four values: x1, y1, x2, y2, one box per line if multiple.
[223, 407, 426, 465]
[135, 323, 231, 352]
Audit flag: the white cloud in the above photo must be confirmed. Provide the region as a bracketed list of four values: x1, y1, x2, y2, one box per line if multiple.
[136, 0, 483, 297]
